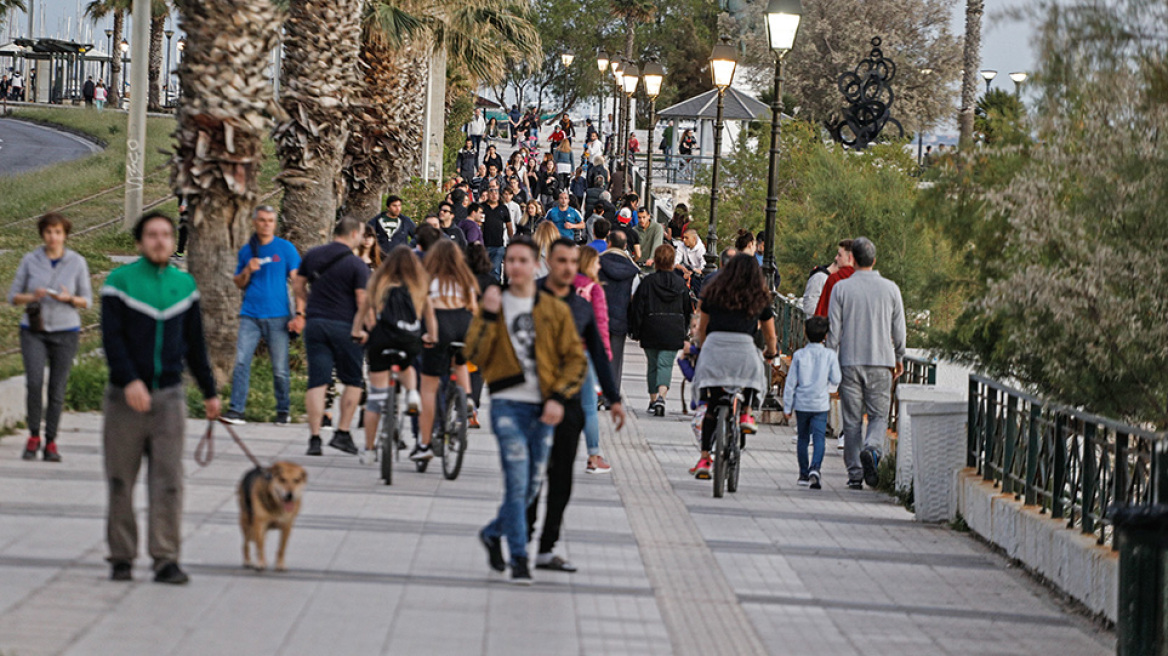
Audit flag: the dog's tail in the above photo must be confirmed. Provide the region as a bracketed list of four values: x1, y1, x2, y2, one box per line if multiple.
[239, 466, 266, 524]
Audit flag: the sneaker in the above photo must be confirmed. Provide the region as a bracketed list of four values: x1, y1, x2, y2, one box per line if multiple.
[221, 410, 247, 425]
[110, 561, 132, 581]
[409, 443, 434, 461]
[321, 413, 332, 428]
[791, 434, 798, 444]
[22, 436, 40, 461]
[153, 562, 189, 584]
[797, 475, 810, 487]
[406, 389, 421, 416]
[329, 430, 359, 455]
[479, 528, 505, 572]
[860, 447, 880, 488]
[274, 412, 290, 425]
[809, 470, 822, 490]
[837, 435, 845, 450]
[690, 457, 713, 480]
[510, 557, 534, 585]
[535, 552, 577, 572]
[585, 455, 612, 474]
[42, 441, 61, 462]
[469, 410, 481, 429]
[847, 479, 864, 491]
[306, 435, 323, 456]
[654, 398, 666, 417]
[739, 414, 757, 435]
[358, 448, 374, 465]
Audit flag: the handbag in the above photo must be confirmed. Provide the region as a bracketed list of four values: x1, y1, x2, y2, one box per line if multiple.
[25, 301, 45, 333]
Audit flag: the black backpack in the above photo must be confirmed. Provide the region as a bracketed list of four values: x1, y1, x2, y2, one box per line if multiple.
[373, 286, 424, 347]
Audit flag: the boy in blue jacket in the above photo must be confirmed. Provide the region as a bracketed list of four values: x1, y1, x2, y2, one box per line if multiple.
[783, 316, 841, 490]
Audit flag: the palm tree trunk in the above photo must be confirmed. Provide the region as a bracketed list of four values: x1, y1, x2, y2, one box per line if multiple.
[148, 13, 165, 111]
[172, 0, 284, 380]
[623, 17, 635, 59]
[958, 0, 983, 149]
[109, 9, 124, 106]
[275, 0, 363, 250]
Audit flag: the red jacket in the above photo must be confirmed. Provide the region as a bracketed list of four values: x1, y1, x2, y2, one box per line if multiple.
[814, 266, 854, 317]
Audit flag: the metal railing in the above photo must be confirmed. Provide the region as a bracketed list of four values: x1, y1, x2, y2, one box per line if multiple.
[967, 374, 1166, 546]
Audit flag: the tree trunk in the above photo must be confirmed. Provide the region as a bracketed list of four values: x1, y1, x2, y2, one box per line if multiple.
[275, 0, 363, 251]
[958, 0, 983, 149]
[624, 17, 636, 59]
[109, 10, 124, 107]
[172, 0, 284, 381]
[148, 13, 165, 111]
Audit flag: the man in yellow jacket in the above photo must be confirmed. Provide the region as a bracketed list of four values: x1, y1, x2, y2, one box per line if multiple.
[466, 236, 586, 585]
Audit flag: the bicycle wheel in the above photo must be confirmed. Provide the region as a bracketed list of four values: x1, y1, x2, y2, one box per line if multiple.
[727, 423, 741, 493]
[441, 385, 469, 480]
[380, 384, 397, 485]
[713, 406, 728, 498]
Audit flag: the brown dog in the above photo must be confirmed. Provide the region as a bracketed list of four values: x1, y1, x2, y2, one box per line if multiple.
[237, 461, 307, 571]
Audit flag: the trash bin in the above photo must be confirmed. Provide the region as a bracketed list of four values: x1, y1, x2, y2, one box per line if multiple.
[895, 385, 965, 522]
[1112, 503, 1168, 656]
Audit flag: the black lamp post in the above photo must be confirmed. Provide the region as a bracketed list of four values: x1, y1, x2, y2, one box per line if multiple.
[596, 49, 609, 128]
[613, 59, 626, 181]
[176, 38, 186, 99]
[703, 38, 738, 275]
[916, 68, 932, 167]
[641, 57, 664, 214]
[980, 69, 997, 94]
[620, 63, 639, 186]
[164, 29, 173, 106]
[761, 0, 802, 291]
[104, 29, 113, 86]
[119, 38, 129, 100]
[1009, 71, 1027, 97]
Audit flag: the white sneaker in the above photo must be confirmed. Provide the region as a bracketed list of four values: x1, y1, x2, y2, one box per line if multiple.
[837, 435, 845, 450]
[791, 434, 798, 444]
[406, 389, 421, 415]
[358, 448, 373, 465]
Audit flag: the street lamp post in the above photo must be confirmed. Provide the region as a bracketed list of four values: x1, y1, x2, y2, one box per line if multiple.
[560, 50, 574, 68]
[917, 68, 933, 167]
[1009, 71, 1027, 97]
[596, 49, 609, 129]
[119, 39, 129, 100]
[621, 64, 639, 190]
[176, 38, 185, 99]
[164, 29, 173, 106]
[641, 58, 664, 217]
[104, 29, 113, 86]
[704, 38, 738, 275]
[761, 0, 802, 291]
[980, 69, 997, 94]
[613, 59, 625, 168]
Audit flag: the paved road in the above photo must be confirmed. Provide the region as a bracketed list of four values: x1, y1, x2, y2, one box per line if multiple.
[0, 350, 1113, 655]
[0, 117, 102, 177]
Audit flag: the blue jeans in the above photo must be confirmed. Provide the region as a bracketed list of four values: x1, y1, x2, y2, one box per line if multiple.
[582, 358, 600, 456]
[483, 399, 552, 564]
[229, 316, 291, 415]
[795, 410, 828, 478]
[487, 246, 505, 283]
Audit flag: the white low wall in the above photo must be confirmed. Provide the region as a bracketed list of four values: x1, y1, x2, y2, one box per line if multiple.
[956, 469, 1118, 622]
[0, 375, 26, 432]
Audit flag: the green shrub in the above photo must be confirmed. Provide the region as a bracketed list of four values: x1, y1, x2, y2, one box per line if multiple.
[64, 353, 109, 412]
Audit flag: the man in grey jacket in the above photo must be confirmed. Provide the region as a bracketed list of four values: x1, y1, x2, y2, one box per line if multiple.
[826, 237, 906, 490]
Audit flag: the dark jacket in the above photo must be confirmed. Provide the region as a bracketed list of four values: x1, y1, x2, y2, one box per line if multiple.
[368, 213, 416, 256]
[598, 249, 640, 337]
[629, 270, 691, 351]
[456, 148, 477, 181]
[584, 187, 604, 216]
[538, 279, 621, 403]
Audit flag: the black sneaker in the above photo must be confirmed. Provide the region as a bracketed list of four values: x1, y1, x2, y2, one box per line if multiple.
[847, 479, 864, 491]
[110, 561, 132, 581]
[329, 430, 359, 455]
[535, 553, 577, 572]
[153, 562, 189, 585]
[274, 412, 290, 425]
[797, 475, 810, 487]
[306, 435, 323, 456]
[809, 470, 821, 490]
[221, 410, 247, 425]
[860, 447, 881, 488]
[479, 528, 505, 572]
[510, 557, 533, 585]
[409, 443, 434, 461]
[321, 413, 332, 428]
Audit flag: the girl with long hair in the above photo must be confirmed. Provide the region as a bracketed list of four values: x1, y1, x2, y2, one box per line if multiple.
[519, 199, 543, 235]
[532, 220, 561, 279]
[414, 239, 479, 462]
[688, 254, 778, 479]
[352, 245, 431, 463]
[576, 246, 613, 473]
[357, 223, 382, 270]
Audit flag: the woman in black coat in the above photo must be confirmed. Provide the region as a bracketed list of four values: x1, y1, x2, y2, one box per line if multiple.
[629, 242, 692, 416]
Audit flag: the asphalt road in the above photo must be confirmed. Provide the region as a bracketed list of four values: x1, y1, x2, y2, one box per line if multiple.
[0, 117, 102, 177]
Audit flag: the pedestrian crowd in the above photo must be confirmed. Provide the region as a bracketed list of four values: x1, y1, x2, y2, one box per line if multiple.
[7, 107, 906, 586]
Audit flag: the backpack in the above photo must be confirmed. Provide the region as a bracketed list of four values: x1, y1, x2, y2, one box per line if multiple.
[373, 286, 424, 347]
[808, 265, 831, 282]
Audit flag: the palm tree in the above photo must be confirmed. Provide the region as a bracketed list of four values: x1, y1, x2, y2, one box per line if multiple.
[85, 0, 127, 106]
[610, 0, 654, 59]
[958, 0, 983, 149]
[170, 0, 285, 379]
[339, 0, 541, 219]
[147, 0, 169, 111]
[274, 0, 364, 250]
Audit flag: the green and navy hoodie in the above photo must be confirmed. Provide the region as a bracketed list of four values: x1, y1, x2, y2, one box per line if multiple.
[100, 257, 217, 398]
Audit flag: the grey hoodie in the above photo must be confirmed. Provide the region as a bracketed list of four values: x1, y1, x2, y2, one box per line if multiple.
[8, 247, 92, 332]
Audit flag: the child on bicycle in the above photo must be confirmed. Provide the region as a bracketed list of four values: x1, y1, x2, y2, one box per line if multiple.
[351, 245, 433, 465]
[782, 316, 841, 490]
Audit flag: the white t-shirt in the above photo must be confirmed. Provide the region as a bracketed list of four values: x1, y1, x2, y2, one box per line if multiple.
[493, 291, 542, 403]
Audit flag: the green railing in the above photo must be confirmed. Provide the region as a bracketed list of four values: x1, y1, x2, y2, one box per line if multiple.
[967, 373, 1166, 546]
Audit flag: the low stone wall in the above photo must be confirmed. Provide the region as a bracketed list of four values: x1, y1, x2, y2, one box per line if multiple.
[956, 469, 1118, 622]
[0, 375, 26, 432]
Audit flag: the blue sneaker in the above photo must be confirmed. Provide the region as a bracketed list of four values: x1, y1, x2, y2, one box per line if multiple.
[860, 447, 880, 488]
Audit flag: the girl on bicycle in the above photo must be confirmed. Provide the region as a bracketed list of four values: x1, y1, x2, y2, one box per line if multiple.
[414, 239, 478, 462]
[351, 246, 431, 465]
[689, 254, 778, 479]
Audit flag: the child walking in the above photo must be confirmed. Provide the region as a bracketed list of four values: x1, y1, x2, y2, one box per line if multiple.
[782, 316, 841, 489]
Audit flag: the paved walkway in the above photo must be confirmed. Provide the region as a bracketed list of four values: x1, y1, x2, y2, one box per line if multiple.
[0, 351, 1113, 655]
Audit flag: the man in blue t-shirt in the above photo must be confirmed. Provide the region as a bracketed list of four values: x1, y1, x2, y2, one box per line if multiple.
[545, 190, 585, 240]
[222, 206, 304, 425]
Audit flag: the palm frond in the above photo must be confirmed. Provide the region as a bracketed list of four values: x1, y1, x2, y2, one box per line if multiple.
[365, 1, 433, 50]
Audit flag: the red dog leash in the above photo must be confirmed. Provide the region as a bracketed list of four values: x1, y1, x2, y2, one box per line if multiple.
[194, 418, 265, 469]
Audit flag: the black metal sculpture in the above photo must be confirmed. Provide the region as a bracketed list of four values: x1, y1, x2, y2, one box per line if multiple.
[828, 37, 904, 149]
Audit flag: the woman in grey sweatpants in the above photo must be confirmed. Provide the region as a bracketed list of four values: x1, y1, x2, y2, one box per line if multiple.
[8, 213, 92, 462]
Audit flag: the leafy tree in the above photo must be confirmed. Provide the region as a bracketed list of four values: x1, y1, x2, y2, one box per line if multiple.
[974, 89, 1027, 145]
